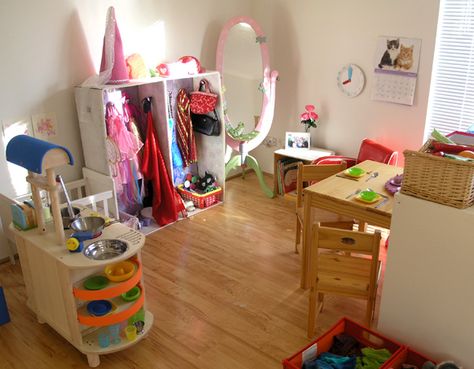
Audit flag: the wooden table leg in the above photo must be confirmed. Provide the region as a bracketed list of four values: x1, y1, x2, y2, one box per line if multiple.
[273, 153, 280, 197]
[300, 192, 313, 289]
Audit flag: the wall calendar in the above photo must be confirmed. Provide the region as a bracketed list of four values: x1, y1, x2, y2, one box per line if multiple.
[372, 36, 422, 106]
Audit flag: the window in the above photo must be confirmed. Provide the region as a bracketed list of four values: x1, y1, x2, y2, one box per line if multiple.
[425, 0, 474, 139]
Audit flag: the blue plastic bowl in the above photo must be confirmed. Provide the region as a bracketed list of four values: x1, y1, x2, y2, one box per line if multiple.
[87, 300, 112, 317]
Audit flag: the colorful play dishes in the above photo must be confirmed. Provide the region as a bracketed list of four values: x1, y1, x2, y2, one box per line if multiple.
[98, 332, 110, 348]
[389, 174, 403, 187]
[70, 216, 105, 236]
[87, 300, 112, 317]
[124, 325, 137, 341]
[121, 286, 141, 302]
[83, 276, 109, 290]
[104, 261, 135, 282]
[109, 324, 121, 344]
[385, 174, 403, 195]
[83, 239, 128, 260]
[356, 189, 380, 203]
[344, 167, 366, 178]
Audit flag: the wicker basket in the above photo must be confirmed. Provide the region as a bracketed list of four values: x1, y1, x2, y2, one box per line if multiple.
[177, 184, 222, 209]
[401, 147, 474, 209]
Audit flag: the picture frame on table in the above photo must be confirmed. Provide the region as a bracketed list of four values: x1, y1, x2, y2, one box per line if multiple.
[285, 132, 310, 150]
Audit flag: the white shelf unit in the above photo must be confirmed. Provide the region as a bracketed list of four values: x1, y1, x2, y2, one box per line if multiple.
[378, 193, 474, 366]
[74, 72, 226, 230]
[273, 147, 335, 197]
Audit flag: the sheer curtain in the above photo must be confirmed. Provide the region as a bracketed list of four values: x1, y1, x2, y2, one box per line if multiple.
[425, 0, 474, 139]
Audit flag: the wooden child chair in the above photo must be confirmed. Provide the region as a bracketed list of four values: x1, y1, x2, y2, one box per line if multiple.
[307, 222, 381, 337]
[295, 161, 348, 253]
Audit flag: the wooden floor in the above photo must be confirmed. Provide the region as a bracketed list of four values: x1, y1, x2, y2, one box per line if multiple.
[0, 174, 386, 369]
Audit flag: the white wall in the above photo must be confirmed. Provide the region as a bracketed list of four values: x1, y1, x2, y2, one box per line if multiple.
[251, 0, 440, 172]
[0, 0, 252, 199]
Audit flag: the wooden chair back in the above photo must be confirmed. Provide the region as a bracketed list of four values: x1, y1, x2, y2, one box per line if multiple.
[307, 222, 381, 335]
[296, 161, 347, 209]
[315, 224, 380, 256]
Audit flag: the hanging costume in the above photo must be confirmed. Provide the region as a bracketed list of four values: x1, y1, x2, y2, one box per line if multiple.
[167, 91, 185, 184]
[176, 89, 198, 167]
[141, 97, 185, 226]
[105, 103, 143, 213]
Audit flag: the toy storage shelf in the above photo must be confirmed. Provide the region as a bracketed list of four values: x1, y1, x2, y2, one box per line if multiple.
[73, 260, 142, 300]
[77, 290, 144, 327]
[11, 221, 152, 367]
[74, 72, 226, 233]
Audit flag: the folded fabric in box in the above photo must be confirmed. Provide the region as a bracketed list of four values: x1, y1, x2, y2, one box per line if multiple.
[11, 201, 37, 230]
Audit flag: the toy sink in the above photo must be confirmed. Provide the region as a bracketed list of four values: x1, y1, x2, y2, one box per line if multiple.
[83, 239, 128, 260]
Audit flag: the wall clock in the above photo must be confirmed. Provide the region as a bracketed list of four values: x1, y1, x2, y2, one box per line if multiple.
[336, 64, 365, 98]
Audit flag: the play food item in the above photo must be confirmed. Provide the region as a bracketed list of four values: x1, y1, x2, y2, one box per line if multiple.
[83, 276, 109, 290]
[83, 239, 128, 260]
[125, 325, 137, 341]
[458, 150, 474, 159]
[356, 189, 380, 204]
[98, 332, 110, 348]
[87, 300, 112, 317]
[105, 261, 135, 282]
[121, 286, 141, 302]
[344, 167, 366, 178]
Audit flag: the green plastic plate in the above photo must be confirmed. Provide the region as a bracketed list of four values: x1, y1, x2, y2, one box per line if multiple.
[83, 276, 109, 290]
[345, 167, 366, 177]
[121, 286, 141, 302]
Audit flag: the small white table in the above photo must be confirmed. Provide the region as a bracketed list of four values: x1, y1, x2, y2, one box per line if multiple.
[273, 147, 335, 197]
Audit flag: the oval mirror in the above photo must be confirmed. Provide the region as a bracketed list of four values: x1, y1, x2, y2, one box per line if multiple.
[216, 16, 278, 152]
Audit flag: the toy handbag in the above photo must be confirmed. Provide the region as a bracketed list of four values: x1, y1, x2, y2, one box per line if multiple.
[190, 79, 218, 114]
[191, 110, 221, 136]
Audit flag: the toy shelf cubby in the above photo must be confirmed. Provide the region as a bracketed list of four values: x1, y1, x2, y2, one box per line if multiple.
[12, 221, 153, 367]
[74, 72, 226, 232]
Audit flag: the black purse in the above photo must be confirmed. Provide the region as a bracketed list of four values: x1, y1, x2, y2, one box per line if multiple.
[191, 110, 221, 136]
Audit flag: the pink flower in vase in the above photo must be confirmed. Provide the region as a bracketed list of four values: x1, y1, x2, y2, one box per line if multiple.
[300, 104, 319, 132]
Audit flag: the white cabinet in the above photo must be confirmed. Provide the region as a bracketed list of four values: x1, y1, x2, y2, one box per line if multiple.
[378, 193, 474, 366]
[74, 72, 226, 228]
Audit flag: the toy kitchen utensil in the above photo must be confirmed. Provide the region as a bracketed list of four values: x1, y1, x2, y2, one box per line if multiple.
[345, 188, 362, 199]
[365, 171, 379, 182]
[56, 175, 76, 220]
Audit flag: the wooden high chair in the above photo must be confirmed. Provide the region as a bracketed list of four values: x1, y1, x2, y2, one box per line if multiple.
[307, 222, 381, 337]
[295, 161, 348, 253]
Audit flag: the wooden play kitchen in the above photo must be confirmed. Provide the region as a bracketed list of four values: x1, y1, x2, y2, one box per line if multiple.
[6, 136, 153, 367]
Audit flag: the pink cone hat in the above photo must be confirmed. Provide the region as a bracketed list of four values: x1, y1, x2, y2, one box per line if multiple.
[99, 7, 129, 84]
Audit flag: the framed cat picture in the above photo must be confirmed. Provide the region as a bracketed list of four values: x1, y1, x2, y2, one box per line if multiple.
[372, 36, 422, 105]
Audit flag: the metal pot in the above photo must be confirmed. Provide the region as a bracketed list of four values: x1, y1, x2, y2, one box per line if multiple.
[70, 216, 105, 235]
[60, 207, 81, 229]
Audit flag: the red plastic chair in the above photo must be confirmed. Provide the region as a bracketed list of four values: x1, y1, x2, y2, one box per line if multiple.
[312, 138, 398, 167]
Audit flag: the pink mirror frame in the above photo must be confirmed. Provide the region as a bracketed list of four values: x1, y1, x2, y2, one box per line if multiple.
[216, 16, 279, 152]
